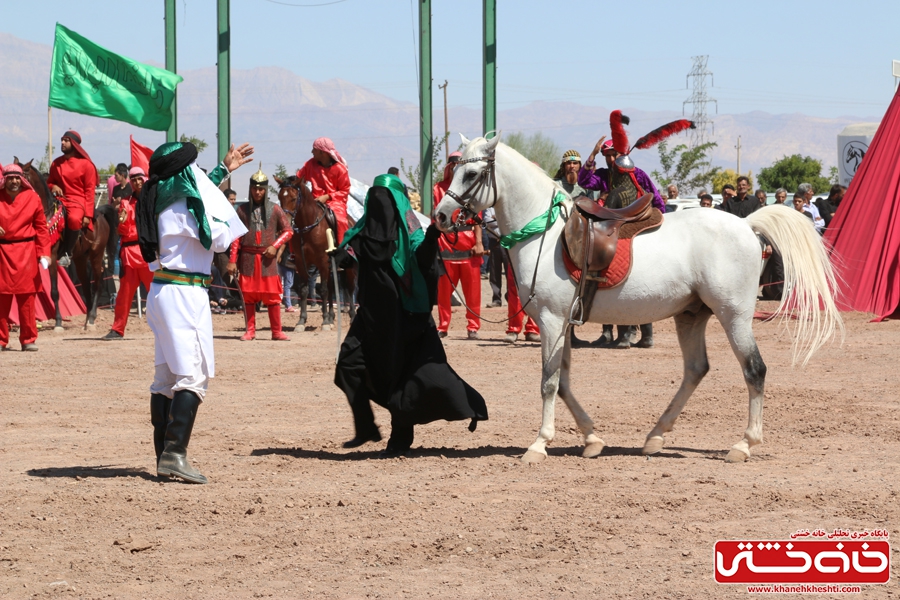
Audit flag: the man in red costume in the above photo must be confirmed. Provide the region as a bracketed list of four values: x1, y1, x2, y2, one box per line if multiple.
[47, 131, 98, 267]
[433, 153, 483, 340]
[103, 167, 153, 340]
[227, 167, 293, 341]
[0, 164, 51, 351]
[296, 137, 351, 242]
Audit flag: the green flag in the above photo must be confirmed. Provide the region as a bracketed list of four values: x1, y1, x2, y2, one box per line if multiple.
[48, 23, 182, 131]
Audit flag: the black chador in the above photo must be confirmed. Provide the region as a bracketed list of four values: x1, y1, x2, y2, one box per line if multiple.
[332, 174, 487, 457]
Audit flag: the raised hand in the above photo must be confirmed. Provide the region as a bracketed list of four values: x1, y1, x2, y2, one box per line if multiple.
[223, 143, 255, 173]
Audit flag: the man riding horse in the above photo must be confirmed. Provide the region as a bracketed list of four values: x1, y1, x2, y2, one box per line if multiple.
[296, 137, 351, 243]
[47, 131, 98, 268]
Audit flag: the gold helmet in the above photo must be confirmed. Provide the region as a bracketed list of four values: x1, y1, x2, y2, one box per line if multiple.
[250, 163, 268, 187]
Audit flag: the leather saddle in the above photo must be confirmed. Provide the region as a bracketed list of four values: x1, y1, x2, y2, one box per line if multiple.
[563, 192, 654, 276]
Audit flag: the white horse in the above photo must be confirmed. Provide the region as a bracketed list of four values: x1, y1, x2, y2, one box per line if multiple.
[434, 134, 842, 464]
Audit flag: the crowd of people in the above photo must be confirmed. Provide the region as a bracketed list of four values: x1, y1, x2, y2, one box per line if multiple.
[0, 124, 849, 479]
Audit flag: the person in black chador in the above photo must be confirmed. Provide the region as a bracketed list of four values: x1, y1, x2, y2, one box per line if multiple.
[330, 173, 488, 458]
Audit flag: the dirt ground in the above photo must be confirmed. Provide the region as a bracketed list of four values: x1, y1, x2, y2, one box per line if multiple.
[1, 282, 898, 599]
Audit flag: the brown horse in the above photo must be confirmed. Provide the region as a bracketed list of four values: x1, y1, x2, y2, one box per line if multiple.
[275, 175, 356, 330]
[16, 158, 116, 329]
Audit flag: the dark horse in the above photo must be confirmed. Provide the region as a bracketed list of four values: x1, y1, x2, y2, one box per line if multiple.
[275, 175, 356, 330]
[16, 158, 117, 329]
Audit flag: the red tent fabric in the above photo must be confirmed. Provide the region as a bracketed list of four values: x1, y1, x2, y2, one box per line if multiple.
[824, 86, 900, 321]
[8, 267, 86, 325]
[130, 136, 153, 175]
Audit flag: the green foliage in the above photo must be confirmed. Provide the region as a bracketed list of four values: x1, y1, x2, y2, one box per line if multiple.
[98, 162, 117, 178]
[504, 131, 561, 175]
[711, 168, 754, 194]
[828, 166, 839, 185]
[179, 134, 208, 155]
[36, 143, 55, 174]
[757, 154, 831, 194]
[269, 164, 290, 198]
[650, 141, 720, 195]
[399, 132, 451, 194]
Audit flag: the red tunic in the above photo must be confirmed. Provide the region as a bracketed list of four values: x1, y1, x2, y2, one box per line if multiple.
[229, 202, 293, 303]
[117, 195, 149, 269]
[296, 158, 351, 241]
[47, 154, 98, 221]
[0, 188, 51, 294]
[433, 180, 478, 256]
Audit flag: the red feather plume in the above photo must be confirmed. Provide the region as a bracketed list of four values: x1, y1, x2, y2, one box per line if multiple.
[632, 120, 695, 150]
[609, 110, 630, 154]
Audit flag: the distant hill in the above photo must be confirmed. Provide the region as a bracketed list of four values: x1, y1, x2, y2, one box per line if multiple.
[1, 31, 879, 190]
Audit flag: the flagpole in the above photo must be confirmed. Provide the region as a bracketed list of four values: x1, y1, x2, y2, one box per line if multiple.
[47, 107, 52, 170]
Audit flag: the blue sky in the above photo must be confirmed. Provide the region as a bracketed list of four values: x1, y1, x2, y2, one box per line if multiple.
[5, 0, 898, 118]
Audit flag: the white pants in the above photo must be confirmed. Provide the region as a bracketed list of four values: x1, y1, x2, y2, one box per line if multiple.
[150, 360, 209, 400]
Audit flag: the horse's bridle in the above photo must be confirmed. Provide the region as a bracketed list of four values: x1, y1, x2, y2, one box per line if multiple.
[443, 153, 497, 230]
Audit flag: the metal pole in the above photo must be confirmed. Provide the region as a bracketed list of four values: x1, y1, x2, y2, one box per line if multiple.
[217, 0, 231, 160]
[439, 80, 449, 163]
[419, 0, 433, 214]
[47, 107, 52, 169]
[483, 0, 497, 138]
[736, 135, 742, 175]
[165, 0, 177, 143]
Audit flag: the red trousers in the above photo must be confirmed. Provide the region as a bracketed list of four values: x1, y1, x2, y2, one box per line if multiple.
[111, 263, 153, 335]
[0, 293, 37, 347]
[242, 291, 281, 307]
[437, 258, 481, 332]
[60, 198, 89, 231]
[506, 269, 539, 335]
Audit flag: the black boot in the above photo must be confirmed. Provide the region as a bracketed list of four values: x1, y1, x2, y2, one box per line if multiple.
[342, 399, 381, 448]
[570, 329, 592, 348]
[150, 393, 171, 464]
[592, 324, 615, 347]
[58, 228, 79, 267]
[157, 390, 208, 484]
[612, 325, 637, 349]
[380, 423, 414, 458]
[634, 323, 654, 348]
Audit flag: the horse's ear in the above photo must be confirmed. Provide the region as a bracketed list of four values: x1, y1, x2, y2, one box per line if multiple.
[459, 133, 471, 146]
[25, 159, 34, 169]
[484, 131, 501, 154]
[273, 175, 283, 185]
[13, 156, 20, 165]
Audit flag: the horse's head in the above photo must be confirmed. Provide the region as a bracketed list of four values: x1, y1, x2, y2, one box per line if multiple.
[276, 174, 303, 213]
[434, 132, 501, 232]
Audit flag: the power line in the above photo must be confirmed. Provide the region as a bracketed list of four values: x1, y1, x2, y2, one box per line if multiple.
[683, 55, 716, 147]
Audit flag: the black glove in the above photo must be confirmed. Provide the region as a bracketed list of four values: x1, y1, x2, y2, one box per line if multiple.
[328, 246, 354, 269]
[424, 223, 441, 243]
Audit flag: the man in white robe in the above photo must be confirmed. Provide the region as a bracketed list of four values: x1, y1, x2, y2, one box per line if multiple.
[137, 141, 252, 484]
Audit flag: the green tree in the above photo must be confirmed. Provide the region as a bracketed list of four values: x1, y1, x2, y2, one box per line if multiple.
[757, 154, 831, 194]
[504, 131, 561, 175]
[37, 143, 55, 174]
[399, 131, 451, 194]
[650, 141, 721, 195]
[711, 168, 754, 194]
[269, 164, 289, 198]
[179, 134, 208, 155]
[98, 162, 117, 178]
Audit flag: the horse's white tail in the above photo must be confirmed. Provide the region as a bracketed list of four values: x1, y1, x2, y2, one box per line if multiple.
[746, 206, 844, 367]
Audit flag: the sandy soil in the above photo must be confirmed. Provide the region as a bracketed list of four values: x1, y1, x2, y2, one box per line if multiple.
[1, 285, 898, 599]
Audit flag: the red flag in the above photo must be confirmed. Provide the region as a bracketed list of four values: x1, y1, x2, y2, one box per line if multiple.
[130, 136, 153, 174]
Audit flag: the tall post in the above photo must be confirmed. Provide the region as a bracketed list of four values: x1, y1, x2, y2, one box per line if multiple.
[47, 108, 52, 169]
[164, 0, 177, 143]
[483, 0, 497, 138]
[439, 80, 449, 163]
[735, 135, 742, 175]
[217, 0, 231, 160]
[419, 0, 433, 214]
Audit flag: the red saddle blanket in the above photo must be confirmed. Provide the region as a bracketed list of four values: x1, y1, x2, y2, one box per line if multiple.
[563, 237, 633, 289]
[562, 214, 663, 289]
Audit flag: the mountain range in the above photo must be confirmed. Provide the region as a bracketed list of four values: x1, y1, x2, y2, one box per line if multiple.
[1, 31, 880, 191]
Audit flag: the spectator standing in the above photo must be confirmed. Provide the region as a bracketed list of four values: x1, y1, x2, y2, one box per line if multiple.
[108, 163, 131, 206]
[666, 184, 679, 201]
[719, 176, 759, 218]
[773, 188, 788, 206]
[699, 193, 714, 208]
[755, 189, 768, 207]
[797, 183, 825, 233]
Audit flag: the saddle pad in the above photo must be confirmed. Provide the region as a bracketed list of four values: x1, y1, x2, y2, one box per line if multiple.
[563, 237, 632, 289]
[562, 213, 663, 290]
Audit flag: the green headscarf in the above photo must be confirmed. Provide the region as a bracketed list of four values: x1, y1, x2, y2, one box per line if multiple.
[150, 142, 211, 250]
[341, 173, 429, 313]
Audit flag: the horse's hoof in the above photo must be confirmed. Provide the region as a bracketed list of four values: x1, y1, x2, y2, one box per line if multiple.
[521, 450, 547, 464]
[322, 324, 333, 331]
[642, 436, 665, 455]
[54, 326, 64, 332]
[582, 441, 605, 458]
[724, 448, 750, 463]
